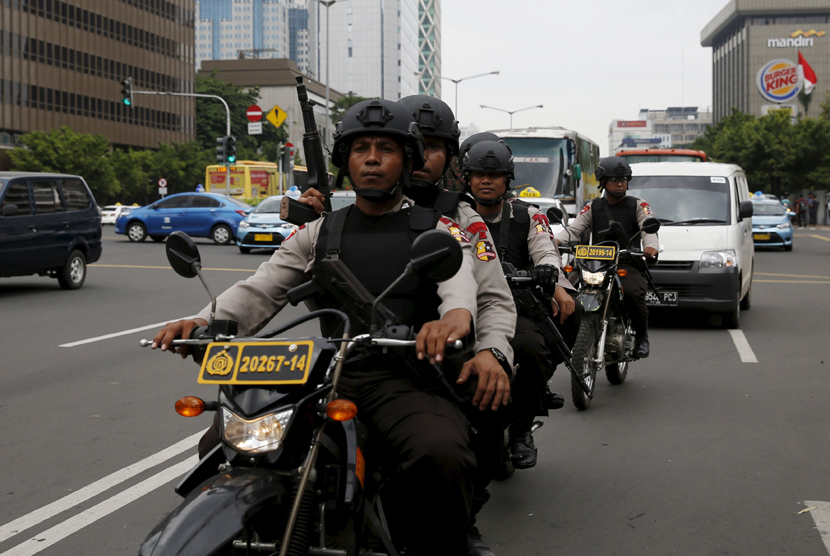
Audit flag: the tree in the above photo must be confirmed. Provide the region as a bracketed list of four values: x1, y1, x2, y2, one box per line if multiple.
[9, 127, 119, 202]
[330, 93, 369, 124]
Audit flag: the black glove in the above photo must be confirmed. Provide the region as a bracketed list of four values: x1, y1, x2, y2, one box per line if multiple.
[531, 264, 559, 287]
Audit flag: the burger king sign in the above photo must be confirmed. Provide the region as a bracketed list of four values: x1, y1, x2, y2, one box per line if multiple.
[756, 59, 802, 103]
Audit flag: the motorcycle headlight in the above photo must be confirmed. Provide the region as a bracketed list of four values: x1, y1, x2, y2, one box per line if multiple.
[222, 407, 293, 453]
[239, 221, 250, 228]
[700, 249, 737, 268]
[581, 269, 606, 285]
[777, 222, 791, 229]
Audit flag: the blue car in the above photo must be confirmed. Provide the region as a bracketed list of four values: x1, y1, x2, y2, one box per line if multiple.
[751, 199, 793, 251]
[115, 192, 251, 244]
[236, 195, 297, 253]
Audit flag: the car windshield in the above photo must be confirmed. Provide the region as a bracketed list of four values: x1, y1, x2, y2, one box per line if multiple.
[627, 176, 731, 225]
[254, 197, 282, 213]
[501, 138, 570, 198]
[752, 202, 785, 216]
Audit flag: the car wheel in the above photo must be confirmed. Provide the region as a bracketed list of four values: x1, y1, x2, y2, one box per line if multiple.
[57, 250, 87, 290]
[740, 281, 752, 311]
[239, 246, 251, 254]
[722, 293, 740, 329]
[150, 235, 166, 242]
[127, 222, 147, 242]
[211, 224, 232, 245]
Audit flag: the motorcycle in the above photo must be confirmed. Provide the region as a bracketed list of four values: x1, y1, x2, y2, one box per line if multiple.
[557, 217, 661, 410]
[138, 229, 466, 556]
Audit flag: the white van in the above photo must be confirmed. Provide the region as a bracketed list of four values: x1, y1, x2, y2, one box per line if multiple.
[627, 162, 754, 328]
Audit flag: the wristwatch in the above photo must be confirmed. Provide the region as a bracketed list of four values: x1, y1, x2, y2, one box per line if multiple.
[482, 347, 512, 378]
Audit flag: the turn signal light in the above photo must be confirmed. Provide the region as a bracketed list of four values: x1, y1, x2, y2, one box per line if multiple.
[617, 269, 628, 277]
[564, 265, 573, 273]
[326, 399, 358, 421]
[175, 397, 206, 417]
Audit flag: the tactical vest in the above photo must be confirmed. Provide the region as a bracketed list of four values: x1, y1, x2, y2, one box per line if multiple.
[485, 201, 532, 271]
[315, 204, 444, 334]
[590, 196, 640, 249]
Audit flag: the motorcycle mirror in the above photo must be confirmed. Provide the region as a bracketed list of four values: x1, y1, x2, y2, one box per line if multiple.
[546, 206, 564, 224]
[641, 217, 661, 235]
[166, 231, 202, 278]
[408, 229, 463, 282]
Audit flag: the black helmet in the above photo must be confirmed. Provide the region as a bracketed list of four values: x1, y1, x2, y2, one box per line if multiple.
[595, 156, 632, 183]
[461, 140, 515, 183]
[331, 99, 425, 171]
[459, 132, 501, 158]
[398, 95, 460, 159]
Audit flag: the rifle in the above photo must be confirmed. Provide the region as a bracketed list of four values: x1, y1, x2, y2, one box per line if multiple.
[502, 263, 592, 398]
[280, 76, 333, 225]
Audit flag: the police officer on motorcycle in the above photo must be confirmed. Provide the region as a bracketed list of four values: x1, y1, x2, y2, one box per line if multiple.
[555, 155, 658, 358]
[464, 140, 583, 469]
[152, 98, 492, 556]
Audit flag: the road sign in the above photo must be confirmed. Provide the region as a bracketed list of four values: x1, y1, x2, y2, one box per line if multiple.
[248, 121, 263, 135]
[247, 104, 263, 122]
[158, 178, 167, 187]
[267, 105, 287, 128]
[159, 187, 168, 195]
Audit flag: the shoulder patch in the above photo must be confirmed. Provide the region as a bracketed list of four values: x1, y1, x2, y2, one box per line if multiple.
[640, 202, 653, 215]
[466, 221, 488, 238]
[439, 216, 452, 225]
[445, 221, 470, 243]
[475, 240, 497, 262]
[284, 224, 303, 242]
[531, 212, 552, 235]
[580, 204, 591, 215]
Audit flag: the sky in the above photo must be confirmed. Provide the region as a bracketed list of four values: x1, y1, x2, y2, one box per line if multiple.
[440, 0, 730, 156]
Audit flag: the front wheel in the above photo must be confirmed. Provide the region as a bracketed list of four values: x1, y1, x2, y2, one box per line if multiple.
[571, 318, 599, 410]
[127, 222, 147, 242]
[211, 224, 233, 245]
[57, 250, 86, 290]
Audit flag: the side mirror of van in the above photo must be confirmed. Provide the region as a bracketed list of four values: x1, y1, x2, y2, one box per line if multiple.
[739, 200, 753, 220]
[1, 204, 18, 217]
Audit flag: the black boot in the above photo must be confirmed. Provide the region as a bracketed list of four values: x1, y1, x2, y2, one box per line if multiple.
[633, 336, 650, 359]
[467, 525, 496, 556]
[509, 427, 537, 469]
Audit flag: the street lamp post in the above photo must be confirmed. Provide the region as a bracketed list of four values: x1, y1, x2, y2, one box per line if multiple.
[318, 0, 338, 156]
[438, 71, 500, 120]
[480, 103, 544, 129]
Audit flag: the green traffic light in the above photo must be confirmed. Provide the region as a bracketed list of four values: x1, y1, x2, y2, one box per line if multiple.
[227, 155, 236, 163]
[123, 99, 132, 106]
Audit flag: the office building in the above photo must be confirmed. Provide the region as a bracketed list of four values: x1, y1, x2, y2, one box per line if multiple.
[609, 107, 712, 154]
[0, 0, 196, 158]
[308, 0, 420, 100]
[701, 0, 830, 123]
[417, 0, 441, 96]
[195, 0, 290, 69]
[289, 0, 311, 75]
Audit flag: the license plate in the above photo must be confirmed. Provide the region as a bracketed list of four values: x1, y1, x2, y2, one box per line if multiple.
[574, 245, 616, 260]
[753, 233, 770, 240]
[645, 290, 678, 306]
[198, 341, 315, 385]
[254, 233, 273, 241]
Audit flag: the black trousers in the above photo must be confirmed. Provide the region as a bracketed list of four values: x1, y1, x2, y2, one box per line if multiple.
[510, 291, 582, 428]
[200, 362, 474, 556]
[619, 263, 649, 339]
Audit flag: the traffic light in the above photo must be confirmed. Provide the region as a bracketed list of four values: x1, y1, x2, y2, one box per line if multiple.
[120, 77, 133, 107]
[225, 136, 237, 164]
[215, 136, 227, 165]
[282, 142, 295, 172]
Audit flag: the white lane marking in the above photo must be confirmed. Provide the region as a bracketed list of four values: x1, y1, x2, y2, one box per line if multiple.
[59, 317, 196, 347]
[0, 456, 197, 556]
[805, 501, 830, 553]
[728, 330, 758, 363]
[0, 432, 201, 542]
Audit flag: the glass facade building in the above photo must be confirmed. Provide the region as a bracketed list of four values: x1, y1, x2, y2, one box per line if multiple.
[417, 0, 440, 96]
[0, 0, 196, 151]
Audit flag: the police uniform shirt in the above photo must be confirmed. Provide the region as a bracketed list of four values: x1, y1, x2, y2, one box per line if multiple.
[446, 199, 517, 364]
[195, 196, 477, 336]
[555, 195, 659, 251]
[484, 201, 576, 293]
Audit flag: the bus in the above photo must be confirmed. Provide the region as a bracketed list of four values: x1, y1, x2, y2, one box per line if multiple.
[490, 127, 601, 217]
[205, 161, 332, 199]
[616, 148, 707, 163]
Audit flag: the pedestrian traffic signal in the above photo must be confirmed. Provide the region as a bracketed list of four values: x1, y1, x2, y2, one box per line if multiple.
[121, 77, 133, 107]
[226, 136, 237, 164]
[215, 136, 227, 165]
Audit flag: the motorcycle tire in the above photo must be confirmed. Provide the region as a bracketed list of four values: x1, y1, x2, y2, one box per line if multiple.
[571, 318, 599, 410]
[606, 361, 628, 385]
